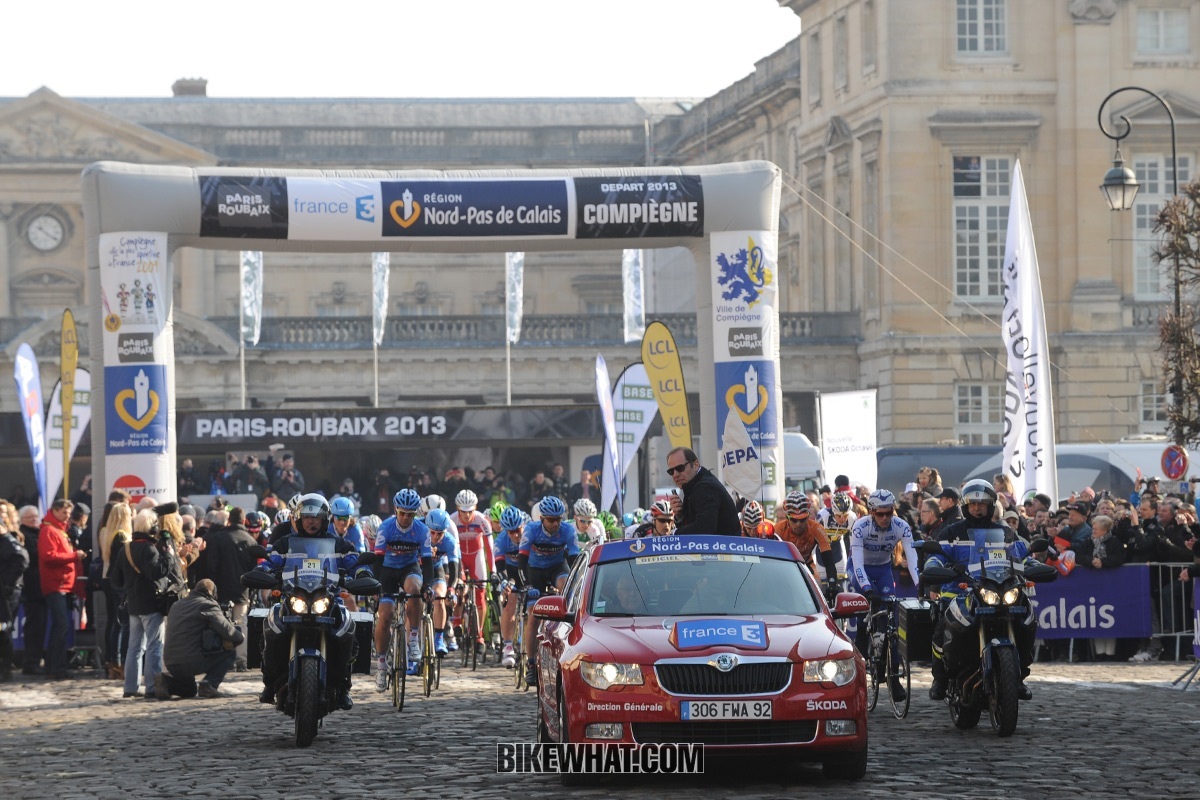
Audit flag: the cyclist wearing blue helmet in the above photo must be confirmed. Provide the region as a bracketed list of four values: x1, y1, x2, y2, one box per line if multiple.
[372, 488, 434, 689]
[329, 496, 365, 553]
[493, 505, 528, 668]
[425, 508, 461, 657]
[517, 496, 579, 685]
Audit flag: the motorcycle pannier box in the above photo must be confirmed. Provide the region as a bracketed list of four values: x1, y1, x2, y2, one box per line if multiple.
[898, 599, 933, 662]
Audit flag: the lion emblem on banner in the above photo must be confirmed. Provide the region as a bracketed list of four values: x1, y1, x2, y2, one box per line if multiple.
[716, 237, 773, 308]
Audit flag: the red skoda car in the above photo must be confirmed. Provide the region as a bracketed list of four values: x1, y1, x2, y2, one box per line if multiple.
[532, 534, 869, 780]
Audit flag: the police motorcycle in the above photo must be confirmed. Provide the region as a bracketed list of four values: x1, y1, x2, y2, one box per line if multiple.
[921, 535, 1057, 737]
[242, 542, 380, 747]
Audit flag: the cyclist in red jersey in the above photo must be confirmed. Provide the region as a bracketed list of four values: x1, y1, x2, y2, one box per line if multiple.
[450, 489, 495, 655]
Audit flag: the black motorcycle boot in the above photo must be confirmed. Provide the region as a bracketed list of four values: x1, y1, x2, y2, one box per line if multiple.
[336, 690, 353, 710]
[928, 656, 947, 701]
[258, 684, 275, 704]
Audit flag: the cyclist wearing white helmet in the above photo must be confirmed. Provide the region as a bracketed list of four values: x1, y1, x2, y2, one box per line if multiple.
[739, 500, 767, 537]
[450, 489, 495, 656]
[267, 496, 304, 545]
[572, 498, 605, 546]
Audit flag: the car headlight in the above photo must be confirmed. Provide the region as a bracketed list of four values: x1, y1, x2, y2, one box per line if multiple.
[580, 662, 644, 690]
[803, 657, 856, 687]
[1002, 587, 1021, 605]
[288, 595, 309, 614]
[311, 596, 332, 615]
[979, 588, 1001, 606]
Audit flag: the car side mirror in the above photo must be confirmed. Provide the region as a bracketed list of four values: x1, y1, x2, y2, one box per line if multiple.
[532, 595, 573, 623]
[831, 592, 870, 619]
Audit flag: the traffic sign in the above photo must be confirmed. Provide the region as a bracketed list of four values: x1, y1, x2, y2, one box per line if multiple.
[1161, 444, 1189, 481]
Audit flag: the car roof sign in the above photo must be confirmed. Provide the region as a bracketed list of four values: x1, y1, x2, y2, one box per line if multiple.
[595, 534, 795, 563]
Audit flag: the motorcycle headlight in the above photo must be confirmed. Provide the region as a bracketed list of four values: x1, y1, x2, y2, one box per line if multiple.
[288, 595, 309, 614]
[803, 657, 856, 687]
[311, 596, 332, 615]
[978, 588, 1001, 606]
[1002, 587, 1022, 605]
[580, 662, 643, 690]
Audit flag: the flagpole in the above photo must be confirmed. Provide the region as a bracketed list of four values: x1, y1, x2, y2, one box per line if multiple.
[506, 340, 512, 406]
[373, 341, 380, 408]
[238, 300, 246, 410]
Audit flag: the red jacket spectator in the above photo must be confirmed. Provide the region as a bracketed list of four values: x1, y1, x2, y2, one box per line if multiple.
[38, 510, 77, 596]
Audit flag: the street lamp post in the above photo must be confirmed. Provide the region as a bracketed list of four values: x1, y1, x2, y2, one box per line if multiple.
[1097, 86, 1182, 443]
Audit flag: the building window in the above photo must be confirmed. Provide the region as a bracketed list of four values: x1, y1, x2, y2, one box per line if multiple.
[1132, 153, 1192, 299]
[953, 155, 1010, 300]
[863, 157, 879, 307]
[955, 383, 1003, 445]
[862, 0, 877, 73]
[834, 14, 849, 90]
[1140, 381, 1169, 433]
[315, 303, 359, 317]
[1137, 8, 1189, 55]
[394, 302, 443, 316]
[807, 31, 822, 105]
[956, 0, 1007, 56]
[584, 300, 622, 315]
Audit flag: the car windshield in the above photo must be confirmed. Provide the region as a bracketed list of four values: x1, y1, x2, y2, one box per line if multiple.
[589, 554, 820, 617]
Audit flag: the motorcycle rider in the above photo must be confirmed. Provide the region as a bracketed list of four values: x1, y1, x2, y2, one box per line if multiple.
[925, 479, 1037, 702]
[256, 494, 360, 710]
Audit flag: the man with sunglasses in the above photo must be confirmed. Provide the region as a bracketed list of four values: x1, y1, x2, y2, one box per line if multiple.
[777, 491, 841, 599]
[372, 489, 434, 689]
[848, 489, 919, 702]
[516, 496, 579, 686]
[628, 500, 675, 538]
[665, 447, 740, 536]
[492, 506, 527, 667]
[424, 508, 460, 657]
[329, 497, 365, 553]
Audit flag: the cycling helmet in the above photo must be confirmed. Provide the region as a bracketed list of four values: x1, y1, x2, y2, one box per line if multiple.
[419, 494, 446, 516]
[455, 489, 478, 511]
[244, 511, 266, 533]
[359, 514, 381, 541]
[488, 502, 509, 523]
[426, 508, 450, 532]
[960, 479, 997, 505]
[274, 509, 292, 524]
[649, 499, 674, 519]
[296, 493, 332, 524]
[573, 498, 597, 519]
[330, 497, 355, 518]
[393, 488, 421, 512]
[598, 510, 620, 536]
[831, 492, 854, 515]
[785, 491, 811, 516]
[866, 489, 896, 511]
[622, 512, 637, 527]
[287, 493, 304, 514]
[538, 496, 566, 518]
[741, 500, 765, 527]
[499, 505, 525, 532]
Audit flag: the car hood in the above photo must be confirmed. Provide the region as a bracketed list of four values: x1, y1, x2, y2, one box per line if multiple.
[578, 614, 853, 663]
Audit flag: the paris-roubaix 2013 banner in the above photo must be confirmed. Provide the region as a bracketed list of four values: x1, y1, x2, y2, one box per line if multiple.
[99, 232, 175, 504]
[709, 231, 780, 505]
[197, 176, 705, 241]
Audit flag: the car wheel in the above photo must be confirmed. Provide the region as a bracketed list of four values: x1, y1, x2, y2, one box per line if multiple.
[822, 747, 867, 781]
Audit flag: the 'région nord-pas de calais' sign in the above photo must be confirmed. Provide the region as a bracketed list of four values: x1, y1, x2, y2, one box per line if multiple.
[178, 407, 605, 445]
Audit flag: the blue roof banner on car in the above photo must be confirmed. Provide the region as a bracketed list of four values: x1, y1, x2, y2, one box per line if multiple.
[596, 534, 795, 563]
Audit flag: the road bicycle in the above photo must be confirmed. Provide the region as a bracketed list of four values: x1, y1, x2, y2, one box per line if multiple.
[863, 594, 910, 719]
[456, 579, 491, 671]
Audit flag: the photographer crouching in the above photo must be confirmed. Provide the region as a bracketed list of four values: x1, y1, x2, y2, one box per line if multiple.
[156, 578, 244, 699]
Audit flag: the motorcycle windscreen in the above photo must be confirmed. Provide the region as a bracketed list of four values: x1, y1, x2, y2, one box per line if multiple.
[966, 527, 1011, 579]
[282, 537, 340, 592]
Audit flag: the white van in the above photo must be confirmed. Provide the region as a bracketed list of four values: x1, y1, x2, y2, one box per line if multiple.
[784, 431, 825, 494]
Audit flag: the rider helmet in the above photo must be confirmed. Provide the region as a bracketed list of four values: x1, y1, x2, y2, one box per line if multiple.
[538, 496, 566, 518]
[330, 496, 355, 518]
[741, 500, 765, 528]
[499, 505, 525, 532]
[426, 508, 451, 532]
[622, 512, 637, 527]
[785, 491, 811, 517]
[488, 503, 509, 523]
[287, 493, 304, 515]
[831, 492, 854, 515]
[296, 493, 331, 525]
[455, 489, 478, 511]
[274, 508, 292, 524]
[597, 511, 620, 537]
[866, 489, 896, 511]
[419, 494, 446, 516]
[649, 499, 673, 519]
[359, 514, 381, 543]
[960, 479, 998, 521]
[573, 498, 597, 519]
[392, 488, 421, 512]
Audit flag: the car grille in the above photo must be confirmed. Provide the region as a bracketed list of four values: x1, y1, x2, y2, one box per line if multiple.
[655, 662, 792, 696]
[631, 721, 818, 746]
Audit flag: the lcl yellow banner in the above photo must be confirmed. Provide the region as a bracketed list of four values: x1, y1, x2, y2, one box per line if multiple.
[641, 321, 691, 449]
[60, 308, 78, 499]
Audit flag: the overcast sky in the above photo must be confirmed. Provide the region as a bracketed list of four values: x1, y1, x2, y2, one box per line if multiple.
[3, 0, 802, 99]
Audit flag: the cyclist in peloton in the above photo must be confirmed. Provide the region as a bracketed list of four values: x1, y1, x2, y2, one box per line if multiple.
[267, 494, 304, 545]
[492, 505, 527, 668]
[573, 499, 606, 547]
[777, 491, 840, 597]
[517, 496, 579, 686]
[450, 490, 495, 657]
[629, 499, 675, 537]
[425, 508, 461, 658]
[329, 496, 366, 553]
[373, 488, 434, 690]
[739, 500, 769, 537]
[848, 489, 919, 702]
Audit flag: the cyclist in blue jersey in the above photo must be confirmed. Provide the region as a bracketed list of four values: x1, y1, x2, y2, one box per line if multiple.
[848, 489, 919, 702]
[329, 496, 365, 553]
[517, 496, 580, 686]
[372, 489, 433, 690]
[493, 505, 527, 668]
[425, 508, 461, 657]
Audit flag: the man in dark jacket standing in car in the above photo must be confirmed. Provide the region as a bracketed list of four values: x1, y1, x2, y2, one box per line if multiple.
[156, 578, 243, 699]
[193, 509, 259, 671]
[666, 447, 740, 536]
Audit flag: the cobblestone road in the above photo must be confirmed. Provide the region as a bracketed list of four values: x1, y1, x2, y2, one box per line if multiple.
[2, 659, 1197, 800]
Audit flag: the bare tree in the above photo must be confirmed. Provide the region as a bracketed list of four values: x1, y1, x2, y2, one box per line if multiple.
[1152, 179, 1200, 445]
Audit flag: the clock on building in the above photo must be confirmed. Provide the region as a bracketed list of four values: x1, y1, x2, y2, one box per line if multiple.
[26, 213, 65, 252]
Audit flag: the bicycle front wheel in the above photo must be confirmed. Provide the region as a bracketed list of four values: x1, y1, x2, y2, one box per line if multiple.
[422, 615, 435, 697]
[888, 633, 911, 719]
[391, 626, 403, 710]
[465, 603, 480, 672]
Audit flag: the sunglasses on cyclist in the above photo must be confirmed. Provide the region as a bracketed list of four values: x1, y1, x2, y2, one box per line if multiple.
[654, 517, 673, 525]
[872, 509, 894, 517]
[542, 516, 562, 524]
[395, 510, 416, 518]
[666, 461, 692, 476]
[334, 515, 351, 522]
